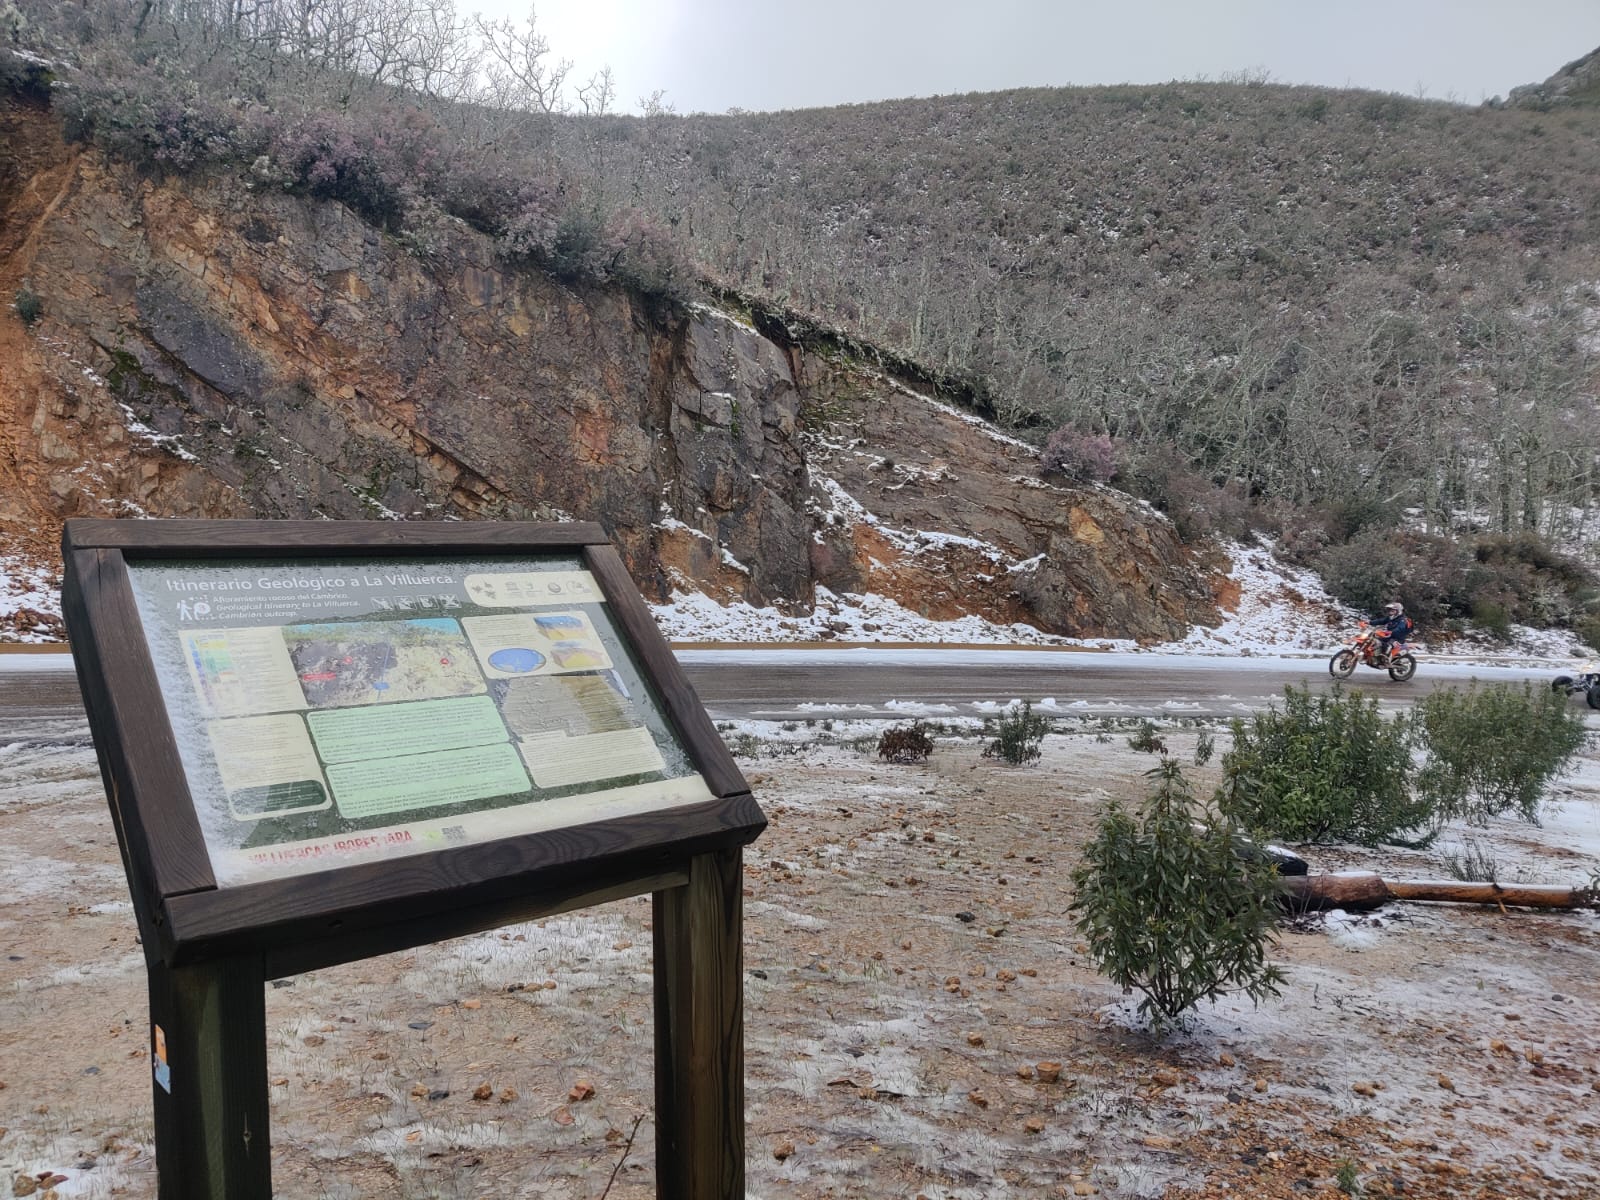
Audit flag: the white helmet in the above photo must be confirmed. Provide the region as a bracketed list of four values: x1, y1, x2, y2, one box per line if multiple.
[1385, 601, 1403, 615]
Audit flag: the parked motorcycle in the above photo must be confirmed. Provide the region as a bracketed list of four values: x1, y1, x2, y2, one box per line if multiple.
[1550, 661, 1600, 710]
[1328, 621, 1416, 682]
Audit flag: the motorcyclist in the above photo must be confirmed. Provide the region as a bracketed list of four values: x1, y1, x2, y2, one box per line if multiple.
[1372, 601, 1413, 663]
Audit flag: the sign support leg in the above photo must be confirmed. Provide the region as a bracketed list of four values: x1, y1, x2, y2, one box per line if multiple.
[653, 848, 746, 1200]
[147, 955, 272, 1199]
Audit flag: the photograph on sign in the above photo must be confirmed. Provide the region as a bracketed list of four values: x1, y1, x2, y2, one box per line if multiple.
[127, 556, 712, 886]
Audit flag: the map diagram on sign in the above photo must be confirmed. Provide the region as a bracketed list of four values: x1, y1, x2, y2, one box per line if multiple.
[283, 618, 485, 708]
[462, 612, 612, 679]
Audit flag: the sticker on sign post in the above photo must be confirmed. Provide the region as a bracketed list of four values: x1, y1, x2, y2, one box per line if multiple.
[153, 1024, 172, 1092]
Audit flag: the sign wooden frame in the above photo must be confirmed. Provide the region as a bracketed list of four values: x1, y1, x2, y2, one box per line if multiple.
[62, 518, 766, 1199]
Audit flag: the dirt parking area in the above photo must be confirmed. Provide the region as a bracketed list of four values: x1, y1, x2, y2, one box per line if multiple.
[3, 722, 1599, 1199]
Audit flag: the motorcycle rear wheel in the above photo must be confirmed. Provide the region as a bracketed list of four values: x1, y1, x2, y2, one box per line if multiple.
[1552, 675, 1574, 693]
[1387, 654, 1417, 682]
[1329, 649, 1357, 679]
[1587, 686, 1600, 711]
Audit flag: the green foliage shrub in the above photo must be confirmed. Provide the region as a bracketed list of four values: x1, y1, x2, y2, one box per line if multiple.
[546, 208, 607, 282]
[1463, 534, 1597, 633]
[1314, 528, 1468, 622]
[1322, 493, 1396, 543]
[1118, 447, 1255, 544]
[1126, 719, 1165, 755]
[982, 699, 1050, 765]
[1315, 529, 1409, 615]
[1297, 95, 1330, 122]
[1218, 685, 1428, 845]
[877, 722, 934, 764]
[1469, 597, 1512, 641]
[1313, 528, 1599, 640]
[13, 285, 41, 325]
[1412, 682, 1589, 825]
[0, 45, 52, 102]
[1574, 608, 1600, 653]
[1070, 760, 1285, 1027]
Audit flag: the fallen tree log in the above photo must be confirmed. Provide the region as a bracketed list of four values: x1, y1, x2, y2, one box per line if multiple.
[1279, 872, 1596, 914]
[1279, 872, 1390, 913]
[1384, 880, 1593, 909]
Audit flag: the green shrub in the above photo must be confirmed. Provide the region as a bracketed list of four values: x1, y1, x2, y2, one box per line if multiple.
[1117, 446, 1255, 544]
[547, 208, 607, 282]
[982, 699, 1050, 765]
[1462, 534, 1598, 633]
[0, 46, 52, 102]
[1193, 729, 1216, 766]
[1070, 760, 1285, 1028]
[1218, 685, 1428, 845]
[1574, 608, 1600, 653]
[1439, 837, 1500, 882]
[1127, 719, 1166, 755]
[877, 722, 934, 764]
[1413, 682, 1589, 824]
[13, 285, 41, 325]
[1314, 528, 1412, 615]
[1469, 596, 1512, 641]
[1297, 95, 1330, 123]
[1315, 533, 1404, 615]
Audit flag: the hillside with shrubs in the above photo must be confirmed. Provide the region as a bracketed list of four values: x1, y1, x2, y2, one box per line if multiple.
[4, 1, 1599, 643]
[590, 81, 1600, 643]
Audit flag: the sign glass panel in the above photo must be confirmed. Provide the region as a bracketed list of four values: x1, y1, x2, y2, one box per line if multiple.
[126, 556, 713, 886]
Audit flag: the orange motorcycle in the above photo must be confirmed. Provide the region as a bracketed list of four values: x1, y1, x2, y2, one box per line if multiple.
[1328, 621, 1416, 682]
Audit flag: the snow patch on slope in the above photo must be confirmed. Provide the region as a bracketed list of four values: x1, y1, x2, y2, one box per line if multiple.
[0, 556, 64, 643]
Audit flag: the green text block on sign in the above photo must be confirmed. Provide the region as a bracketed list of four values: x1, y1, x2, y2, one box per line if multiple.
[307, 696, 508, 765]
[327, 744, 532, 819]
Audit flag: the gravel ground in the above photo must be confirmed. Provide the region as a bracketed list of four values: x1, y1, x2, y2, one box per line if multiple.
[3, 721, 1599, 1199]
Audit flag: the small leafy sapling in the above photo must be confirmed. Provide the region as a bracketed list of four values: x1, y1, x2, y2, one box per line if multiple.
[1071, 759, 1285, 1028]
[982, 699, 1050, 765]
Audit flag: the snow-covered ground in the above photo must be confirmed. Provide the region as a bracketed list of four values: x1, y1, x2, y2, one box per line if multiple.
[655, 539, 1598, 663]
[5, 539, 1596, 661]
[0, 555, 62, 642]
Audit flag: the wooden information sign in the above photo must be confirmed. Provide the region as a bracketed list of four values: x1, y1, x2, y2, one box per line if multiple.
[61, 518, 766, 1199]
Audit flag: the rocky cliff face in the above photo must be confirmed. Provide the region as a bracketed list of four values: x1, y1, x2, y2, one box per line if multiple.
[1506, 45, 1600, 108]
[0, 100, 1218, 641]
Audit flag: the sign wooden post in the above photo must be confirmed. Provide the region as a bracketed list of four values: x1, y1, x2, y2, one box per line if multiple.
[146, 956, 272, 1197]
[654, 848, 747, 1199]
[61, 519, 765, 1200]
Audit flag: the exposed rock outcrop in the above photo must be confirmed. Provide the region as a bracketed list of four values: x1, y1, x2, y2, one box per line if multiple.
[1505, 45, 1600, 108]
[1, 100, 1218, 642]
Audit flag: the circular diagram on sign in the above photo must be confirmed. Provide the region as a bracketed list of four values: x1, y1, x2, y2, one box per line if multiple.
[488, 647, 546, 674]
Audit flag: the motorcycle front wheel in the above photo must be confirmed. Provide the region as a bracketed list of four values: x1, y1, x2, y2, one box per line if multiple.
[1388, 654, 1417, 682]
[1587, 685, 1600, 711]
[1329, 649, 1358, 679]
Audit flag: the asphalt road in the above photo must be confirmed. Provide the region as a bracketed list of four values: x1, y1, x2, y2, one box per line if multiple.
[0, 650, 1562, 741]
[674, 649, 1558, 722]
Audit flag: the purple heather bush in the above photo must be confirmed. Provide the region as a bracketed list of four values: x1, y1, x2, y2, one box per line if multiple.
[51, 53, 687, 295]
[1041, 427, 1119, 483]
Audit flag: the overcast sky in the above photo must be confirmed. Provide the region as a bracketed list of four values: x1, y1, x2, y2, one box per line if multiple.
[468, 0, 1600, 116]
